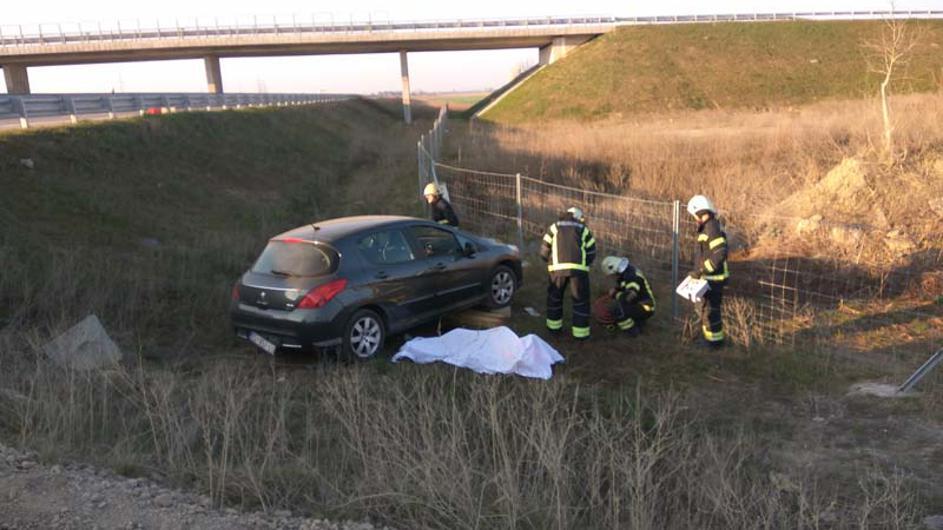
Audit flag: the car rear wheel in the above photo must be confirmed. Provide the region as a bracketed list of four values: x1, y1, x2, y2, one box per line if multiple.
[342, 309, 386, 361]
[486, 265, 516, 308]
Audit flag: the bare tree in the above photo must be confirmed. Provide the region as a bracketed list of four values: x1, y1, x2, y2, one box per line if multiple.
[863, 14, 922, 162]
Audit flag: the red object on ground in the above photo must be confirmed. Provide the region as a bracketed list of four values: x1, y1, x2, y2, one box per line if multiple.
[145, 107, 161, 115]
[592, 294, 617, 325]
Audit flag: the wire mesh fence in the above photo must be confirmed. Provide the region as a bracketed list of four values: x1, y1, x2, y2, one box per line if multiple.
[418, 109, 943, 380]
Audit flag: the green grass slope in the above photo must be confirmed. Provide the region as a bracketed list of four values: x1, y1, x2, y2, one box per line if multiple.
[483, 20, 943, 122]
[0, 101, 421, 354]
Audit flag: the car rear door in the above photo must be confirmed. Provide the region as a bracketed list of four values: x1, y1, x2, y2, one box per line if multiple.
[406, 224, 485, 311]
[354, 228, 439, 328]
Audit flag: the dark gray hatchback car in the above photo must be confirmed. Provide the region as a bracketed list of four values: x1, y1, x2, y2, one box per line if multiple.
[230, 215, 522, 359]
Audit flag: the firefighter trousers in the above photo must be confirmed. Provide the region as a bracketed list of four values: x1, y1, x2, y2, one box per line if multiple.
[612, 298, 654, 332]
[700, 281, 725, 345]
[546, 272, 591, 338]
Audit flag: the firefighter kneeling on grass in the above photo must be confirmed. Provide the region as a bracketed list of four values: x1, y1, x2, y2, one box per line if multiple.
[600, 256, 656, 337]
[687, 195, 730, 349]
[540, 207, 597, 340]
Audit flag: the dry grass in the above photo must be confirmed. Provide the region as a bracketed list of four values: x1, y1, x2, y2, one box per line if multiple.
[458, 93, 943, 222]
[0, 337, 923, 529]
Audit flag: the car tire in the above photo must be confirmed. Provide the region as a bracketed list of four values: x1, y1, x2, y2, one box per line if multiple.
[486, 265, 516, 309]
[342, 309, 386, 361]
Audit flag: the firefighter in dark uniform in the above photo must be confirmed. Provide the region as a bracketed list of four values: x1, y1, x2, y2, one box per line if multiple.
[423, 182, 459, 227]
[601, 256, 656, 337]
[540, 207, 597, 340]
[686, 195, 730, 348]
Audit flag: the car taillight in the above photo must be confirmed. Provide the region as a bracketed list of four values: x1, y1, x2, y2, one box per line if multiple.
[231, 283, 240, 301]
[297, 278, 348, 310]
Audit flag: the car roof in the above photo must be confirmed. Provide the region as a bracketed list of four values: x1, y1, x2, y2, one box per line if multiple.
[273, 215, 430, 243]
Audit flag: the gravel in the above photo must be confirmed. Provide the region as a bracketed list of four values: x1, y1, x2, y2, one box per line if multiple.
[0, 442, 391, 530]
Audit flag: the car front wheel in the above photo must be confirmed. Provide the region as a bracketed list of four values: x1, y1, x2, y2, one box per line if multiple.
[486, 265, 516, 308]
[342, 309, 386, 361]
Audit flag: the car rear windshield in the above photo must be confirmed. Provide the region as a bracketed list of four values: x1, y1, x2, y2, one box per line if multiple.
[251, 241, 338, 277]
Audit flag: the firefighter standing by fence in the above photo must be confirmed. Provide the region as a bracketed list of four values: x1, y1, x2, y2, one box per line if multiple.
[686, 195, 730, 348]
[423, 182, 459, 227]
[601, 256, 656, 337]
[540, 207, 597, 340]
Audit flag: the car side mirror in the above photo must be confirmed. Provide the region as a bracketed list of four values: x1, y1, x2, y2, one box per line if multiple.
[462, 242, 476, 257]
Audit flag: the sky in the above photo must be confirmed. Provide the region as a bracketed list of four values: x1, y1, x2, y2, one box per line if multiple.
[2, 0, 941, 94]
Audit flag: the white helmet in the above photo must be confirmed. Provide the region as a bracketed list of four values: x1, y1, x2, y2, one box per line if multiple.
[423, 182, 440, 197]
[566, 206, 585, 222]
[601, 256, 629, 275]
[686, 195, 716, 217]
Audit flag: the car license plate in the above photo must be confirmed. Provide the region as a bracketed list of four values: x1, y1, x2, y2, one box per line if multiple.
[248, 331, 277, 355]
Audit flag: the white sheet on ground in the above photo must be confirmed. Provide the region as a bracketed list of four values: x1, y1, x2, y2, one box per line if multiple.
[392, 326, 564, 380]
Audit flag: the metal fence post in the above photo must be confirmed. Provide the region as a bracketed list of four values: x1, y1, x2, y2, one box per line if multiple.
[417, 140, 424, 203]
[515, 173, 524, 254]
[671, 200, 681, 320]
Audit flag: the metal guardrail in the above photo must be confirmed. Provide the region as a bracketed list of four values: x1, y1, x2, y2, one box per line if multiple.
[0, 92, 353, 129]
[0, 16, 618, 47]
[616, 10, 943, 23]
[1, 12, 942, 48]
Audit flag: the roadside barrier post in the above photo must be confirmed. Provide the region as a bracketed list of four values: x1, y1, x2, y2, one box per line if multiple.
[14, 97, 29, 129]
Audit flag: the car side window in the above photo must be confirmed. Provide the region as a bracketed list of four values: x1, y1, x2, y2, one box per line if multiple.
[408, 225, 462, 259]
[357, 230, 415, 265]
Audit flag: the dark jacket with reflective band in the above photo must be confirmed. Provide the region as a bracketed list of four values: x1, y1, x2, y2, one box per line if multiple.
[613, 265, 656, 309]
[540, 217, 597, 275]
[431, 197, 459, 227]
[695, 216, 730, 282]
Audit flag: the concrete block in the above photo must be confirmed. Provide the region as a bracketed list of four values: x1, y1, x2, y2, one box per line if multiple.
[43, 315, 122, 370]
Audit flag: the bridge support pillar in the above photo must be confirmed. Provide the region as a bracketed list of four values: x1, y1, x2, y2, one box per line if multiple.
[538, 36, 592, 66]
[2, 64, 31, 95]
[399, 51, 412, 124]
[204, 55, 223, 94]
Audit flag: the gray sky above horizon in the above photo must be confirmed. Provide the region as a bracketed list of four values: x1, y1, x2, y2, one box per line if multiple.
[2, 0, 940, 94]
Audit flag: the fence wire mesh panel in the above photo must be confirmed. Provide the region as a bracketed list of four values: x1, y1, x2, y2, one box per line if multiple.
[434, 164, 519, 242]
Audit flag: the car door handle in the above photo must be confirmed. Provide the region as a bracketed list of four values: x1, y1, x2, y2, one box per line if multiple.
[429, 263, 447, 272]
[375, 271, 389, 279]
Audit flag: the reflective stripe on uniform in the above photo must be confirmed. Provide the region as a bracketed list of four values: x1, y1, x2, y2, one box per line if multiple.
[705, 262, 730, 281]
[618, 318, 635, 330]
[697, 233, 709, 242]
[704, 259, 715, 273]
[548, 263, 590, 272]
[543, 234, 554, 244]
[438, 219, 449, 224]
[551, 224, 560, 267]
[572, 326, 590, 338]
[623, 281, 640, 291]
[709, 237, 726, 249]
[639, 272, 655, 310]
[702, 326, 725, 342]
[581, 229, 594, 268]
[546, 319, 563, 330]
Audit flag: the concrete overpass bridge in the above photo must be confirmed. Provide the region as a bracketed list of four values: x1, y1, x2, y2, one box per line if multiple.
[0, 16, 617, 122]
[3, 11, 940, 122]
